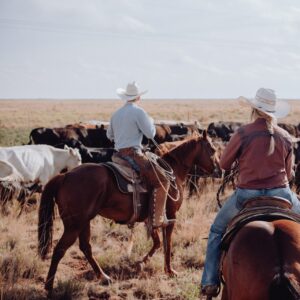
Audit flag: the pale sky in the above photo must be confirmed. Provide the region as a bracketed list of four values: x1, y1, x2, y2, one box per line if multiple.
[0, 0, 300, 99]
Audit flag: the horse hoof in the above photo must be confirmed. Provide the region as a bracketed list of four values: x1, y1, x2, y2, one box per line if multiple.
[45, 282, 53, 293]
[136, 261, 146, 273]
[100, 275, 112, 286]
[166, 268, 178, 277]
[46, 291, 52, 299]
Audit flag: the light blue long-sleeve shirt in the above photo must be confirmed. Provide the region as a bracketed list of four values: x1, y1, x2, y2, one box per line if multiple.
[106, 102, 156, 151]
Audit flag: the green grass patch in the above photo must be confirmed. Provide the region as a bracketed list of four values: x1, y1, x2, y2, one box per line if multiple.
[0, 127, 31, 146]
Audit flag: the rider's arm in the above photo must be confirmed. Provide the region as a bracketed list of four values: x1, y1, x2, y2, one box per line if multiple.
[285, 148, 294, 181]
[136, 109, 156, 139]
[220, 132, 242, 170]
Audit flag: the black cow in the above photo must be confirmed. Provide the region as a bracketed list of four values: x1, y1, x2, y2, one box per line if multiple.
[207, 122, 242, 142]
[167, 122, 203, 136]
[88, 147, 115, 163]
[54, 139, 94, 163]
[168, 123, 189, 135]
[28, 127, 61, 145]
[28, 125, 114, 149]
[83, 126, 114, 148]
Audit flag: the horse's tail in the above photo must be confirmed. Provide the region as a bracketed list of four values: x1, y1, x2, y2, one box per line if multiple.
[38, 174, 64, 259]
[269, 273, 300, 300]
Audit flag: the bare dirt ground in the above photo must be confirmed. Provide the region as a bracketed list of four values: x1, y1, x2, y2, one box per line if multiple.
[0, 99, 299, 300]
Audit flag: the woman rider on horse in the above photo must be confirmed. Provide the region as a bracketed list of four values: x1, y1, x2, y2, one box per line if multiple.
[106, 81, 174, 230]
[201, 87, 300, 298]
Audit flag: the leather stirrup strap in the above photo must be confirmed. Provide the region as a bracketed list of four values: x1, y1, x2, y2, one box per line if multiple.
[127, 180, 142, 227]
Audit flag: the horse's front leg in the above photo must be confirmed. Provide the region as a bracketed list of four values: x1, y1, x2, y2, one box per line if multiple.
[137, 228, 161, 271]
[163, 223, 178, 276]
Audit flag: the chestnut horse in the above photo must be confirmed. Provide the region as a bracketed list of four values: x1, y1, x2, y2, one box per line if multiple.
[221, 220, 300, 300]
[38, 132, 218, 293]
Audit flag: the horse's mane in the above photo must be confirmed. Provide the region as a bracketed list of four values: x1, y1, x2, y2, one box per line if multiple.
[162, 136, 200, 162]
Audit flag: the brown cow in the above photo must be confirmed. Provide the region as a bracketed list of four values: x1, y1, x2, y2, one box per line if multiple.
[278, 123, 299, 137]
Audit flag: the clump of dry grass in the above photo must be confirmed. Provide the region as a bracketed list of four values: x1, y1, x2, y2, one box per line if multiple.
[0, 202, 45, 299]
[51, 280, 84, 300]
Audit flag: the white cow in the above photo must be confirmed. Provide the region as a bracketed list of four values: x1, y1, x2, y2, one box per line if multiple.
[0, 145, 81, 186]
[0, 160, 24, 182]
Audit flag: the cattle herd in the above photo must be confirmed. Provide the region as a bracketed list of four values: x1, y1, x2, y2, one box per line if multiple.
[1, 120, 300, 207]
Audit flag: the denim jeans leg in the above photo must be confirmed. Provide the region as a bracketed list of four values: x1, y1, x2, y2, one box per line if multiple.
[122, 155, 140, 173]
[201, 191, 240, 286]
[290, 191, 300, 214]
[264, 186, 300, 214]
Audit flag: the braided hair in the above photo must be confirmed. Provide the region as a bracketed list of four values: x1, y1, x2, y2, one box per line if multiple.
[251, 108, 276, 155]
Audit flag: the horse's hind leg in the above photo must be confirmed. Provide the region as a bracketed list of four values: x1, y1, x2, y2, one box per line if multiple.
[45, 228, 79, 293]
[79, 223, 111, 284]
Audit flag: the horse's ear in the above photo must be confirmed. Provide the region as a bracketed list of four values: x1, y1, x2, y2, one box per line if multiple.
[192, 130, 200, 138]
[202, 129, 207, 140]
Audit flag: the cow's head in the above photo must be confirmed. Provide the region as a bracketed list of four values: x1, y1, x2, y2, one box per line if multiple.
[64, 145, 82, 169]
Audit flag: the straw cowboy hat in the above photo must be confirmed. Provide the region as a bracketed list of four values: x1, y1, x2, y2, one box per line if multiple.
[116, 81, 148, 101]
[239, 87, 290, 119]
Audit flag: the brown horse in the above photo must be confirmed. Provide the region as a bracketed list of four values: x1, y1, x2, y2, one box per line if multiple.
[221, 220, 300, 300]
[38, 132, 218, 293]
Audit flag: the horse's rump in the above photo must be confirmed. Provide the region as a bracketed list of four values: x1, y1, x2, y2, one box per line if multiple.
[222, 220, 300, 300]
[221, 199, 300, 251]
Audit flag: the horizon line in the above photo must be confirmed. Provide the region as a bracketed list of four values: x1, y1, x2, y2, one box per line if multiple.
[1, 97, 300, 101]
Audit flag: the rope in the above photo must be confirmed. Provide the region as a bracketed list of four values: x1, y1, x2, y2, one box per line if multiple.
[216, 163, 239, 208]
[145, 139, 180, 202]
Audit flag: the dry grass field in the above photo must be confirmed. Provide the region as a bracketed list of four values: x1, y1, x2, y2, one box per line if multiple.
[0, 99, 299, 300]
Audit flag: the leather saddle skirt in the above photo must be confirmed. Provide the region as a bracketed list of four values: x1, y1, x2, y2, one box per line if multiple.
[221, 196, 300, 251]
[102, 162, 148, 194]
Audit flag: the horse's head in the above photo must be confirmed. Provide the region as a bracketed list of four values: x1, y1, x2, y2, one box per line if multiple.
[194, 130, 220, 176]
[163, 132, 220, 177]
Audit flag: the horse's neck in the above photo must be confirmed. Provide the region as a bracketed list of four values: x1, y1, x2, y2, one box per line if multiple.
[173, 164, 190, 184]
[167, 154, 195, 183]
[164, 138, 200, 182]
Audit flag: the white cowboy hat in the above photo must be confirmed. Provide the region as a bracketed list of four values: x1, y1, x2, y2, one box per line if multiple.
[238, 87, 290, 119]
[116, 81, 148, 101]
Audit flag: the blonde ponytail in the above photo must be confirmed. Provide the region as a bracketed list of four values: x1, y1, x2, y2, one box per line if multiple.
[251, 108, 276, 155]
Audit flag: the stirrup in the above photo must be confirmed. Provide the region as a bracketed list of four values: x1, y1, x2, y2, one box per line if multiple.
[200, 284, 220, 297]
[153, 217, 176, 229]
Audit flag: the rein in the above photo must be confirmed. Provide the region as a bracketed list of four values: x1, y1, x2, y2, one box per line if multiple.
[216, 162, 239, 208]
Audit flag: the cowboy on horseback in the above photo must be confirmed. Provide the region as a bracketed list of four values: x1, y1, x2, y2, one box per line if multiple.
[106, 81, 174, 230]
[200, 88, 300, 298]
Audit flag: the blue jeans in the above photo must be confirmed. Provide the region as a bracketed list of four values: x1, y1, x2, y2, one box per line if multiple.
[201, 187, 300, 286]
[122, 155, 140, 173]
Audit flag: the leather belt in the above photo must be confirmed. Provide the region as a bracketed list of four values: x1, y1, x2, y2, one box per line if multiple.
[118, 147, 136, 156]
